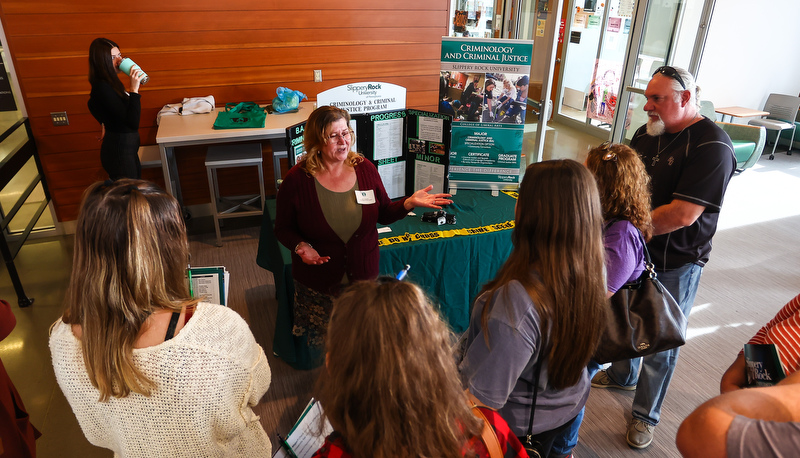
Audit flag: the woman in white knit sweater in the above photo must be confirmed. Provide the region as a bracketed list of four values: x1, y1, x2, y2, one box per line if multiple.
[49, 179, 272, 457]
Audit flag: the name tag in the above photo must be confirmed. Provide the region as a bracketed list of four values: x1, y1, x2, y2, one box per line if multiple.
[355, 189, 376, 204]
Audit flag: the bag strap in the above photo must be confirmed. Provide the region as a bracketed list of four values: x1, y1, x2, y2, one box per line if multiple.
[631, 225, 657, 280]
[525, 358, 542, 446]
[467, 395, 503, 458]
[225, 102, 262, 113]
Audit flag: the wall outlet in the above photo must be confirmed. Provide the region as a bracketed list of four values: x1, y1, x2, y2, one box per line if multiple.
[50, 111, 69, 126]
[314, 70, 322, 82]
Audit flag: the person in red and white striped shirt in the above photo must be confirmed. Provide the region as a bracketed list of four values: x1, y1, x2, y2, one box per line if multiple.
[720, 293, 800, 393]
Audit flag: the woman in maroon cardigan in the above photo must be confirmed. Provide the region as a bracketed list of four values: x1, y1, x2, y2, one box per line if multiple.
[275, 105, 451, 348]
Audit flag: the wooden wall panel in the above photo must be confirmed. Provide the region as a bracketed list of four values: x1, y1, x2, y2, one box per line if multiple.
[0, 0, 440, 14]
[0, 0, 449, 222]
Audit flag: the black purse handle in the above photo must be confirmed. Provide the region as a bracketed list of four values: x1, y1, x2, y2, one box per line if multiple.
[525, 353, 543, 445]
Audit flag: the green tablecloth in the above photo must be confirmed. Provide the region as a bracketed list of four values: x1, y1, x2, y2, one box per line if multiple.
[256, 190, 516, 369]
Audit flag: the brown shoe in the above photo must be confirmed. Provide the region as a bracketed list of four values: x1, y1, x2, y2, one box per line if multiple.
[626, 419, 654, 449]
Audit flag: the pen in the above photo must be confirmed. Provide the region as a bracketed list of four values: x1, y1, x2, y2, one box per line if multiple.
[396, 264, 411, 281]
[187, 265, 194, 298]
[277, 434, 298, 458]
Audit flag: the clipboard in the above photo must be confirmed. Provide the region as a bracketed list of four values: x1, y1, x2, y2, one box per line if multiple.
[273, 398, 333, 458]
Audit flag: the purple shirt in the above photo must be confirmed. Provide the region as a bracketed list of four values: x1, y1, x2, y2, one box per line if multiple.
[604, 220, 646, 293]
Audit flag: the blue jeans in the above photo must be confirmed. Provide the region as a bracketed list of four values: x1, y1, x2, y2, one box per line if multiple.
[551, 362, 601, 455]
[606, 262, 703, 426]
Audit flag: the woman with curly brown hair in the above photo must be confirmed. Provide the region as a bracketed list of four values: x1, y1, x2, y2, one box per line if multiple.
[587, 141, 653, 296]
[552, 142, 654, 457]
[312, 279, 528, 458]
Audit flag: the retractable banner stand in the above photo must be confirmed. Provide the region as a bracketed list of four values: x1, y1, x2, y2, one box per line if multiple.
[439, 37, 533, 193]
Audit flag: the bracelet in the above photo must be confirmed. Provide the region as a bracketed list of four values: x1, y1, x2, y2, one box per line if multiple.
[295, 242, 311, 253]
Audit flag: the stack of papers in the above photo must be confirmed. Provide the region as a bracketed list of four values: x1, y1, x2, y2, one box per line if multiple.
[187, 265, 230, 306]
[273, 398, 333, 458]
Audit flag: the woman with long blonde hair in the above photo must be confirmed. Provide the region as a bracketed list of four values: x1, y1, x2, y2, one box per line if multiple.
[459, 159, 607, 458]
[50, 179, 272, 457]
[313, 279, 528, 458]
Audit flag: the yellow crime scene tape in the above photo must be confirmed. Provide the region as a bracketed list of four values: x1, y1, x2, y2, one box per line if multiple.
[379, 191, 518, 247]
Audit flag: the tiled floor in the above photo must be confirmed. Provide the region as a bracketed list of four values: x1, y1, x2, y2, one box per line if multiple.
[0, 120, 604, 457]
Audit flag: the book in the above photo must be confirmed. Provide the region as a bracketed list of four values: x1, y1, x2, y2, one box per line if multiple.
[187, 265, 230, 306]
[744, 343, 787, 387]
[273, 398, 333, 458]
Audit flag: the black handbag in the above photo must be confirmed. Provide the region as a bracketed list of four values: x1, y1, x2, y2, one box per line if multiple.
[593, 232, 688, 364]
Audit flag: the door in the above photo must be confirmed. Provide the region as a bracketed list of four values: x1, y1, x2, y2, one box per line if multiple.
[612, 0, 717, 142]
[555, 0, 635, 134]
[502, 0, 564, 163]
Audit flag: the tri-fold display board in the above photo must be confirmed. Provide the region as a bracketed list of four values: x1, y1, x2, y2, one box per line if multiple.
[285, 108, 452, 199]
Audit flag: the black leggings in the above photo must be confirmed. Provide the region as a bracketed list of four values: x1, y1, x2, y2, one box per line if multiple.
[101, 131, 141, 180]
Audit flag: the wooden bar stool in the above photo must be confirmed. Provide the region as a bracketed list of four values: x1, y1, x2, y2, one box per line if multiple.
[205, 143, 265, 247]
[137, 144, 163, 169]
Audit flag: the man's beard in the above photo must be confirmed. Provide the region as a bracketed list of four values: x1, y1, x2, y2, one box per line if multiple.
[646, 114, 665, 136]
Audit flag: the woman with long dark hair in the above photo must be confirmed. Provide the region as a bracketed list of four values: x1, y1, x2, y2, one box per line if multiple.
[88, 38, 145, 179]
[459, 160, 607, 457]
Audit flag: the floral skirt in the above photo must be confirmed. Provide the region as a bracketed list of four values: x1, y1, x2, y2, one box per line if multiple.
[292, 280, 336, 347]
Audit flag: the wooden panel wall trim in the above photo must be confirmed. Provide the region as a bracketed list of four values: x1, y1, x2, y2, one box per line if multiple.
[16, 44, 445, 78]
[0, 0, 450, 222]
[3, 11, 447, 36]
[9, 29, 446, 57]
[1, 0, 444, 14]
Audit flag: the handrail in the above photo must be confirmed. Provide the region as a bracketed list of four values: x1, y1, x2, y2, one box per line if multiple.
[0, 117, 49, 307]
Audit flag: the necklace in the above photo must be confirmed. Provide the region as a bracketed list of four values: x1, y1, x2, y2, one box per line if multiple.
[651, 115, 699, 167]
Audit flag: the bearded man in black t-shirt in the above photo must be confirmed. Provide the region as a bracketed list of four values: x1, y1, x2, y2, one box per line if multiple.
[591, 66, 736, 450]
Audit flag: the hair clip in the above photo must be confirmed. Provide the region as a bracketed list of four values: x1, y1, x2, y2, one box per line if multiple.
[597, 141, 617, 162]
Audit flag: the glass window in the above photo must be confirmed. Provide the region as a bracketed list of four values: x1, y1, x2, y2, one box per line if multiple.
[449, 0, 495, 38]
[559, 0, 633, 130]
